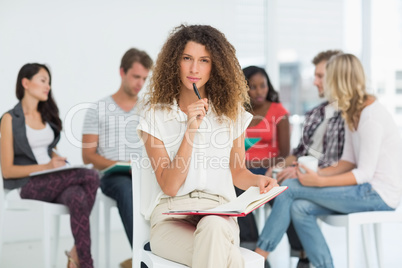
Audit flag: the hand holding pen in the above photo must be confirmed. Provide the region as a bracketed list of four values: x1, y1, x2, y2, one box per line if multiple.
[192, 83, 208, 112]
[187, 83, 208, 129]
[50, 148, 71, 167]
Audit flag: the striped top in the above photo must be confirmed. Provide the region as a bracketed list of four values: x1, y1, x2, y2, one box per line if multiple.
[82, 95, 142, 161]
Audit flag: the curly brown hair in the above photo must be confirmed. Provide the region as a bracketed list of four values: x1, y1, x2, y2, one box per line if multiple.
[146, 24, 250, 121]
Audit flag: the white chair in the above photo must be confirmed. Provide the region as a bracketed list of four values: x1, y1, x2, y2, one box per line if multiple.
[254, 204, 271, 234]
[0, 172, 99, 268]
[97, 190, 118, 268]
[131, 160, 265, 268]
[0, 185, 69, 268]
[319, 210, 402, 268]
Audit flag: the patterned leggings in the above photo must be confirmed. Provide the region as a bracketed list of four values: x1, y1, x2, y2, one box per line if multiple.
[20, 168, 99, 268]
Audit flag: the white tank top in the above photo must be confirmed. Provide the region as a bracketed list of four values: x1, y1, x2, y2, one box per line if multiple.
[26, 122, 54, 164]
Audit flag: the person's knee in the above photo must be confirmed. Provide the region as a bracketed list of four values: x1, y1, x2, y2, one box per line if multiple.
[291, 200, 313, 217]
[198, 216, 229, 228]
[101, 176, 132, 200]
[83, 169, 100, 187]
[197, 216, 235, 239]
[281, 178, 300, 188]
[84, 169, 100, 180]
[67, 189, 88, 211]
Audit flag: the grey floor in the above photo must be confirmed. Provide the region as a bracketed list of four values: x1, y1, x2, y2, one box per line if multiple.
[0, 230, 131, 268]
[1, 222, 401, 268]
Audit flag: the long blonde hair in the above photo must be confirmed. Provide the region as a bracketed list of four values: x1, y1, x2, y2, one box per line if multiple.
[324, 53, 370, 130]
[146, 24, 250, 121]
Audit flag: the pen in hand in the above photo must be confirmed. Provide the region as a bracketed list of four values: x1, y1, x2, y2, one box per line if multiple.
[193, 83, 202, 99]
[192, 83, 206, 112]
[52, 148, 71, 165]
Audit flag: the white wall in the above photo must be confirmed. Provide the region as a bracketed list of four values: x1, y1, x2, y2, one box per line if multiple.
[0, 0, 240, 242]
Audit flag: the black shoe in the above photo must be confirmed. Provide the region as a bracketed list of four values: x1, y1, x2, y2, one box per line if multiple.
[296, 257, 310, 268]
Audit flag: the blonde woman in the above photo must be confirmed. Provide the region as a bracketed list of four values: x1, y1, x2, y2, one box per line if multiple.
[137, 24, 278, 268]
[254, 54, 402, 268]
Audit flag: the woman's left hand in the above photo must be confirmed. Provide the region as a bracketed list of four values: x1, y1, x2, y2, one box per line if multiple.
[296, 164, 323, 187]
[258, 175, 279, 194]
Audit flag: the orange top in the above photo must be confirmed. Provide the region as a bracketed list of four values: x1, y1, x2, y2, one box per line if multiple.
[246, 102, 288, 161]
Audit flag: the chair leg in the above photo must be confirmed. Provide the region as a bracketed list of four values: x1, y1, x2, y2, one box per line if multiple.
[43, 211, 51, 268]
[345, 222, 355, 268]
[374, 223, 384, 268]
[51, 215, 61, 267]
[361, 224, 373, 268]
[90, 195, 100, 268]
[254, 205, 266, 234]
[105, 204, 112, 268]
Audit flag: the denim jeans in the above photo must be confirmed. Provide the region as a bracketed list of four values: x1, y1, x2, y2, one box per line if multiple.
[257, 179, 393, 268]
[248, 168, 304, 252]
[101, 172, 133, 247]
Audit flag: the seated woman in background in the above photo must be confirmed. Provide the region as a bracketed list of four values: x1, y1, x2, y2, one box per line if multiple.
[254, 54, 402, 268]
[243, 66, 290, 175]
[236, 66, 290, 252]
[137, 24, 278, 268]
[0, 63, 99, 268]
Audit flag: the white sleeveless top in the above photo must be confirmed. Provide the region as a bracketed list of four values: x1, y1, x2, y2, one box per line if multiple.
[26, 123, 54, 164]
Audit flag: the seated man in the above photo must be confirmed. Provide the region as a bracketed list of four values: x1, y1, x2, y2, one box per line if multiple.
[269, 49, 345, 268]
[82, 48, 153, 268]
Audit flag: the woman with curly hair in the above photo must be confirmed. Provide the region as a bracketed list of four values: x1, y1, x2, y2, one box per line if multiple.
[137, 24, 278, 267]
[255, 54, 402, 268]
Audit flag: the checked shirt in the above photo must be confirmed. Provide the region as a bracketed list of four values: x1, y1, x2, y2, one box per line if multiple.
[292, 101, 345, 168]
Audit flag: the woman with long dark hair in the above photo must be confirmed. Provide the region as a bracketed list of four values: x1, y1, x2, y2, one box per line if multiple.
[243, 66, 290, 174]
[1, 63, 99, 268]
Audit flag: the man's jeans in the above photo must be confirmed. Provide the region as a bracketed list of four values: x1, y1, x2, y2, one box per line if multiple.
[257, 179, 393, 268]
[101, 172, 133, 247]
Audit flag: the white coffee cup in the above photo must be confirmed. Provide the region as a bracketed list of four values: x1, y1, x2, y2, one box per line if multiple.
[298, 156, 318, 173]
[271, 167, 283, 180]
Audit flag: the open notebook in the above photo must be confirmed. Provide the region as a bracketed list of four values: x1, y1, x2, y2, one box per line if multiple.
[101, 162, 131, 175]
[30, 164, 93, 176]
[164, 186, 287, 217]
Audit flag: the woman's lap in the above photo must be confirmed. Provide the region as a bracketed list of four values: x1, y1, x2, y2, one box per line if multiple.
[20, 168, 99, 203]
[280, 179, 393, 214]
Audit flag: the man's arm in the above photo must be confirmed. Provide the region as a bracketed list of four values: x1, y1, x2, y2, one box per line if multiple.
[82, 134, 116, 170]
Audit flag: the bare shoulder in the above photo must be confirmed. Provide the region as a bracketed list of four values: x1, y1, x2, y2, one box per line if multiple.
[1, 113, 12, 128]
[0, 113, 13, 142]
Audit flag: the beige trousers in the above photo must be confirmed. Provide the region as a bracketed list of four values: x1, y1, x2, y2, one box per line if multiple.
[150, 191, 245, 268]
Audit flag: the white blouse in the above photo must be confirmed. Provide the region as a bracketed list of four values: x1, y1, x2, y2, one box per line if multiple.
[137, 102, 253, 220]
[341, 100, 402, 208]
